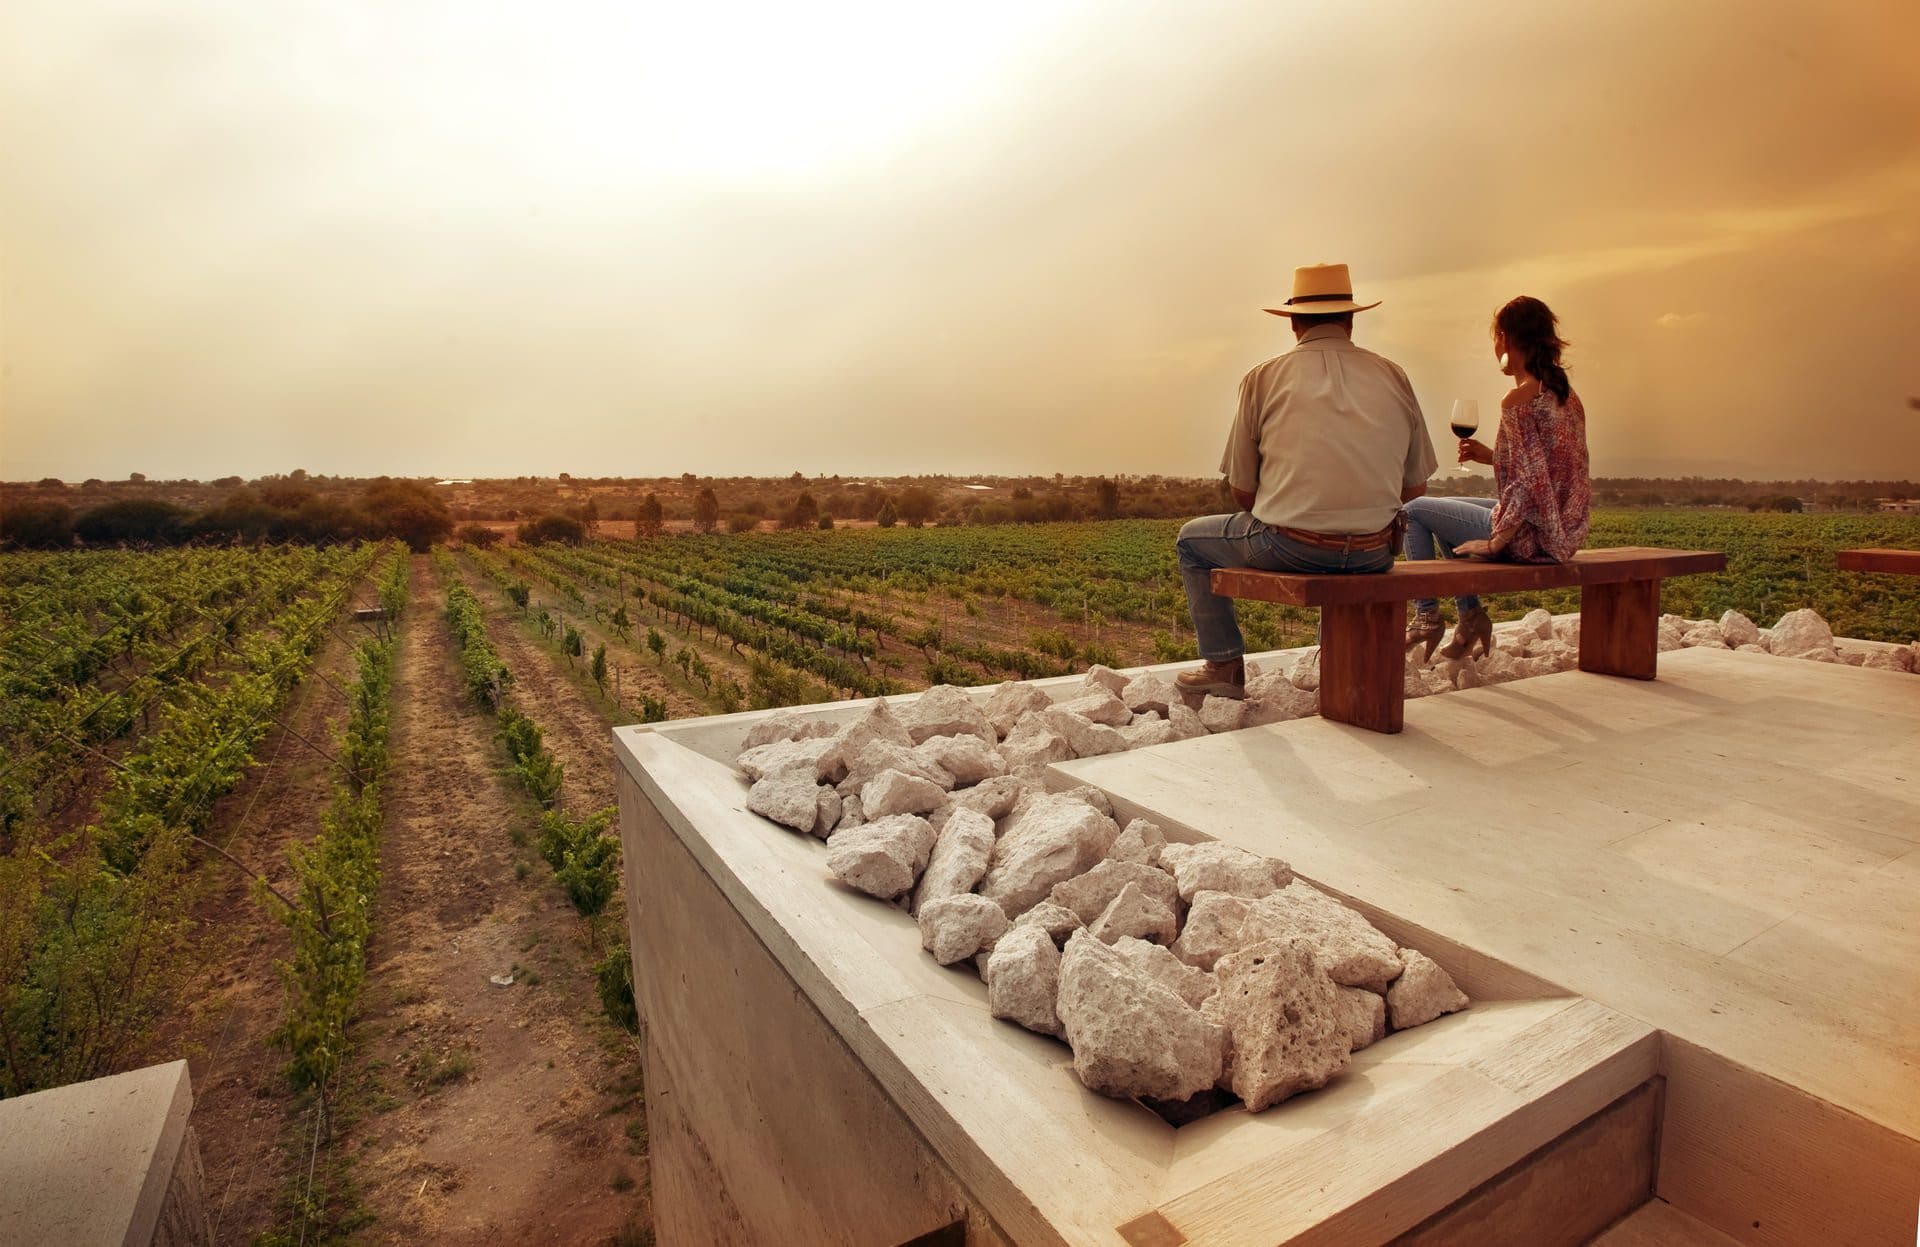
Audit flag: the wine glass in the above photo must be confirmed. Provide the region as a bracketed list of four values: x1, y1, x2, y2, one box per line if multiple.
[1449, 399, 1481, 472]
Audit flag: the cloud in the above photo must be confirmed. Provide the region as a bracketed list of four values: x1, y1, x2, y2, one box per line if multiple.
[1656, 312, 1709, 329]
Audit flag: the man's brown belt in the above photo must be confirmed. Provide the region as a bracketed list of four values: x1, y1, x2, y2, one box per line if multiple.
[1267, 513, 1405, 554]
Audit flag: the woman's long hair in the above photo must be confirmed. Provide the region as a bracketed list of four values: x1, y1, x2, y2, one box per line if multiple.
[1494, 296, 1571, 403]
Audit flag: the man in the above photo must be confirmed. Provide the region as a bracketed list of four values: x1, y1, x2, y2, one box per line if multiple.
[1175, 262, 1436, 697]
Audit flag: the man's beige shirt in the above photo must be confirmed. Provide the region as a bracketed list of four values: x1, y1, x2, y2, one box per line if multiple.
[1220, 324, 1437, 533]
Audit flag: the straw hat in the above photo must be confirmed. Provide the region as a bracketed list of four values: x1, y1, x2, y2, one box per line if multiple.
[1263, 263, 1380, 316]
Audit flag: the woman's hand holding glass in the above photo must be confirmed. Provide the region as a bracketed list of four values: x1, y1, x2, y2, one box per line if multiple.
[1457, 437, 1494, 466]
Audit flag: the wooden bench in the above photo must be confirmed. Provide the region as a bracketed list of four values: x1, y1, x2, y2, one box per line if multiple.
[1837, 548, 1920, 575]
[1212, 546, 1727, 733]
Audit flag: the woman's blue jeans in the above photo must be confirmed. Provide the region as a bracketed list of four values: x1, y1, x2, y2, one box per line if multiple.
[1403, 496, 1496, 614]
[1176, 513, 1393, 662]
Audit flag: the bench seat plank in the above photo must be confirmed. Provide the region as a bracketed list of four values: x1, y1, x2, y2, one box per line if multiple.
[1837, 548, 1920, 576]
[1211, 546, 1725, 607]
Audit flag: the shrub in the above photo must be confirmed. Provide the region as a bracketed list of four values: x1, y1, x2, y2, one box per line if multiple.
[456, 523, 502, 548]
[726, 513, 761, 534]
[517, 513, 586, 545]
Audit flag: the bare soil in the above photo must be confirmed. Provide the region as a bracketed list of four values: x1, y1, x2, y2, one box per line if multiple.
[331, 555, 648, 1245]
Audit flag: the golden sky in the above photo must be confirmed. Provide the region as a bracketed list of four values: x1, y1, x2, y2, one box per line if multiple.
[3, 0, 1917, 482]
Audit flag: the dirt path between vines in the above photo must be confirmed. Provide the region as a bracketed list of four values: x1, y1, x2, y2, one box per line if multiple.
[155, 609, 363, 1245]
[335, 555, 647, 1246]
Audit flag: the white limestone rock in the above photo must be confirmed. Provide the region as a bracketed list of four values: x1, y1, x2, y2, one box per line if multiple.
[978, 794, 1117, 918]
[1109, 818, 1166, 867]
[834, 792, 865, 833]
[1048, 859, 1182, 925]
[1657, 620, 1686, 652]
[839, 738, 953, 796]
[1768, 608, 1835, 658]
[1552, 616, 1581, 646]
[915, 734, 1007, 786]
[1088, 881, 1178, 945]
[1735, 643, 1769, 655]
[1254, 880, 1405, 991]
[1061, 784, 1115, 819]
[862, 768, 948, 819]
[1446, 657, 1485, 690]
[825, 814, 938, 900]
[1041, 707, 1130, 758]
[1404, 660, 1433, 698]
[1169, 892, 1254, 971]
[746, 768, 827, 834]
[1082, 664, 1131, 696]
[1056, 687, 1133, 728]
[1718, 610, 1760, 648]
[918, 894, 1010, 966]
[1199, 696, 1246, 733]
[1518, 608, 1555, 642]
[1201, 937, 1350, 1111]
[1532, 640, 1578, 673]
[1011, 900, 1085, 944]
[1386, 949, 1469, 1029]
[1110, 936, 1216, 1009]
[1166, 700, 1210, 741]
[1838, 648, 1866, 666]
[999, 713, 1075, 773]
[1336, 986, 1388, 1052]
[902, 684, 996, 745]
[738, 735, 840, 783]
[1797, 647, 1839, 663]
[1158, 841, 1292, 903]
[1859, 646, 1915, 672]
[1120, 716, 1178, 749]
[1243, 674, 1317, 726]
[1056, 931, 1226, 1102]
[1682, 622, 1727, 649]
[986, 923, 1064, 1037]
[913, 808, 996, 911]
[740, 709, 838, 751]
[813, 787, 842, 840]
[929, 775, 1031, 830]
[983, 681, 1055, 738]
[1121, 673, 1179, 718]
[1289, 650, 1320, 692]
[823, 699, 915, 774]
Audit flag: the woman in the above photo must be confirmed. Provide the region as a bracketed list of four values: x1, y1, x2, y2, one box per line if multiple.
[1403, 296, 1591, 661]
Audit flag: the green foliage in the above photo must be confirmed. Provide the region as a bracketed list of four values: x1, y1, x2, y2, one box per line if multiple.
[875, 498, 897, 528]
[441, 570, 509, 709]
[498, 707, 564, 807]
[534, 806, 619, 924]
[639, 694, 669, 723]
[0, 542, 385, 1095]
[563, 624, 584, 662]
[591, 643, 608, 694]
[646, 627, 666, 663]
[596, 944, 639, 1033]
[273, 561, 405, 1096]
[506, 580, 531, 610]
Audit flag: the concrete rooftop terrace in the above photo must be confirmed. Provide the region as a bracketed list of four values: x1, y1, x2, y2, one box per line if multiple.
[614, 643, 1919, 1247]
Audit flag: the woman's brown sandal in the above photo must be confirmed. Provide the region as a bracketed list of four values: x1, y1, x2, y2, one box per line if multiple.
[1405, 608, 1445, 662]
[1437, 605, 1493, 662]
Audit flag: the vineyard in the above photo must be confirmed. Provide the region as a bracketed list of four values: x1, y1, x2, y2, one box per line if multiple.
[0, 509, 1914, 1243]
[459, 511, 1920, 723]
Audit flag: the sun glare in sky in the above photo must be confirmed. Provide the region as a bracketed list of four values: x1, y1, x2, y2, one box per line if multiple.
[498, 3, 1086, 182]
[1, 0, 1916, 482]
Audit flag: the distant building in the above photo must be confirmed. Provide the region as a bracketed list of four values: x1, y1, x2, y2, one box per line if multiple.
[1878, 498, 1917, 514]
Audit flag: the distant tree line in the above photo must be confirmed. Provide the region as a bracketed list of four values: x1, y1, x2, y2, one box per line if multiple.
[0, 479, 455, 551]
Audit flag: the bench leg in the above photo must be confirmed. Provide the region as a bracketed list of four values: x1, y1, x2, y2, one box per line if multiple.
[1579, 579, 1660, 679]
[1318, 601, 1404, 733]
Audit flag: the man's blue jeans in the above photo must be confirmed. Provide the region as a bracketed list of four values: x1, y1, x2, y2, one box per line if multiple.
[1176, 513, 1394, 662]
[1403, 495, 1496, 614]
